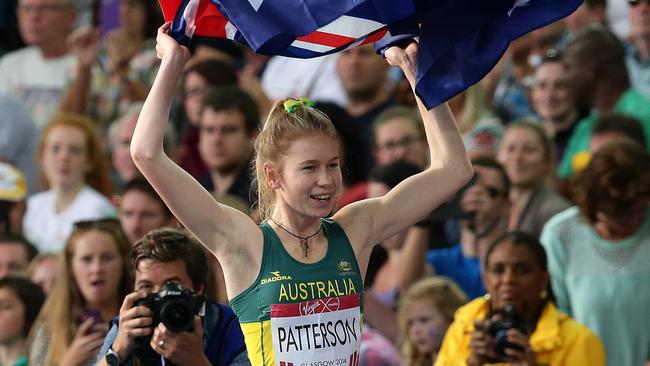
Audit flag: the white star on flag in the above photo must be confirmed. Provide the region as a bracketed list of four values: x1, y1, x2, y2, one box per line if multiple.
[508, 0, 531, 17]
[249, 0, 264, 11]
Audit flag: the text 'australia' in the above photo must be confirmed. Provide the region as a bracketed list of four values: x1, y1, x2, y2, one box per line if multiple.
[278, 279, 357, 302]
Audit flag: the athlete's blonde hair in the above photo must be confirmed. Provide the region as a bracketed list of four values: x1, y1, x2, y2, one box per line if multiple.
[253, 100, 339, 221]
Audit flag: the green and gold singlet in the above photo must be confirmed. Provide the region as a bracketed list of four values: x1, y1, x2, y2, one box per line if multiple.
[230, 219, 365, 366]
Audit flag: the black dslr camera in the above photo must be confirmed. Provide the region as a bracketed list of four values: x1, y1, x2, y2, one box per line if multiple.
[133, 282, 204, 361]
[486, 305, 528, 357]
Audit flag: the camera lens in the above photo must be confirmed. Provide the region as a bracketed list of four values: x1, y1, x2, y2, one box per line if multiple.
[160, 299, 193, 332]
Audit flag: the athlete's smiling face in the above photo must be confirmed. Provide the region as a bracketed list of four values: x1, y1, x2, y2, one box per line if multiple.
[271, 133, 342, 218]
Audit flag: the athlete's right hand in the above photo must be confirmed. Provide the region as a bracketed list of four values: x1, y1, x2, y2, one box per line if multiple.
[156, 22, 191, 63]
[112, 291, 154, 360]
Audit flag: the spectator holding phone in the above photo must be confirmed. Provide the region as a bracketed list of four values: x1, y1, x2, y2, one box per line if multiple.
[60, 0, 164, 128]
[436, 231, 604, 365]
[96, 228, 249, 366]
[0, 277, 45, 366]
[27, 219, 132, 366]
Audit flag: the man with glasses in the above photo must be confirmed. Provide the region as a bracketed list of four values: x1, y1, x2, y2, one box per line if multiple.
[399, 157, 510, 300]
[371, 105, 428, 169]
[0, 0, 75, 127]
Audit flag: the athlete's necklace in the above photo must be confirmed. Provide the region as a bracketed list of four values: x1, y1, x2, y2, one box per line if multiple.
[270, 218, 322, 258]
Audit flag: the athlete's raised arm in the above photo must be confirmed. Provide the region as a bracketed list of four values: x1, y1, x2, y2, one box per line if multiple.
[130, 24, 261, 263]
[335, 42, 473, 253]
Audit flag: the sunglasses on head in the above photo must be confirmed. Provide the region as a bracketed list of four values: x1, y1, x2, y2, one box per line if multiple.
[73, 217, 121, 230]
[629, 0, 650, 6]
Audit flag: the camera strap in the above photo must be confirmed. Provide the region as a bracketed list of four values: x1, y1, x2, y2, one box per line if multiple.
[203, 301, 217, 352]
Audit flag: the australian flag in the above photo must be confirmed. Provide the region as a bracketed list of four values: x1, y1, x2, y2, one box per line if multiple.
[159, 0, 582, 109]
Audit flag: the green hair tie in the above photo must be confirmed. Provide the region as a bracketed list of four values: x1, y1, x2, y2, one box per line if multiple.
[283, 97, 316, 113]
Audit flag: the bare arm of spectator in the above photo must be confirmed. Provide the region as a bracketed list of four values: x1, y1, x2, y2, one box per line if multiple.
[239, 50, 272, 119]
[59, 26, 98, 115]
[106, 29, 151, 103]
[397, 225, 432, 293]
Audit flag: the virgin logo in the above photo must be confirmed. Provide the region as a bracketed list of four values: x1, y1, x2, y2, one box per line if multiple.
[299, 297, 341, 315]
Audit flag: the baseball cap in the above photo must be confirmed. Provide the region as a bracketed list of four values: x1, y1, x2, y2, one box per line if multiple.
[0, 162, 27, 202]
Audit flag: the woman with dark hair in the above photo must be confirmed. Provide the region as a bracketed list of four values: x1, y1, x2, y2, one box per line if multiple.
[27, 219, 133, 366]
[0, 277, 45, 366]
[62, 0, 166, 128]
[436, 231, 604, 365]
[541, 140, 650, 366]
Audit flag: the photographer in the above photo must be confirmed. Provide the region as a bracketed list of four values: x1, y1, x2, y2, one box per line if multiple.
[96, 228, 249, 366]
[435, 231, 604, 365]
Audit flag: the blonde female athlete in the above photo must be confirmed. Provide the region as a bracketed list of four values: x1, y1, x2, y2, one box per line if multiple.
[128, 22, 473, 366]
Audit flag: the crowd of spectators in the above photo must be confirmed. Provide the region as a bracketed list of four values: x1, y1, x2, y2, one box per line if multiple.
[0, 0, 648, 365]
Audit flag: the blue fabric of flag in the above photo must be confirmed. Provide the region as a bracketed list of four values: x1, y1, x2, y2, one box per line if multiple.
[407, 0, 582, 108]
[161, 0, 581, 109]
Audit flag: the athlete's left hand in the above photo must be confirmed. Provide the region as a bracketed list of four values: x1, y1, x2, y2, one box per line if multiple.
[384, 41, 418, 87]
[150, 316, 210, 366]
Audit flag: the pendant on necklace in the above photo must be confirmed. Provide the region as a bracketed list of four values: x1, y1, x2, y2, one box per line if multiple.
[301, 239, 309, 258]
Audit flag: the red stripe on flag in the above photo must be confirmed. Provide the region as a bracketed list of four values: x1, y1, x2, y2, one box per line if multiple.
[193, 0, 229, 38]
[360, 27, 388, 45]
[296, 31, 356, 48]
[158, 0, 182, 22]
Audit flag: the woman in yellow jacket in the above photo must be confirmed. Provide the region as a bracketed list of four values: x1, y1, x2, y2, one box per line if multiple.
[435, 231, 604, 366]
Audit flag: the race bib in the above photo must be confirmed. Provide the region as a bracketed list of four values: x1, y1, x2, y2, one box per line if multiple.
[271, 294, 362, 366]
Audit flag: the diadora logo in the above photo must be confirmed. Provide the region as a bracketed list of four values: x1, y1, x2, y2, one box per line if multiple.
[337, 260, 352, 272]
[261, 271, 293, 285]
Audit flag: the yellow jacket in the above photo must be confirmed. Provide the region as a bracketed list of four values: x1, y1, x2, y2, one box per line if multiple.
[434, 298, 605, 366]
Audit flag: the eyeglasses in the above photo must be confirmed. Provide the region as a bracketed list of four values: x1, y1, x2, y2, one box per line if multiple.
[183, 87, 207, 99]
[629, 0, 650, 7]
[484, 186, 504, 199]
[17, 3, 69, 14]
[375, 136, 422, 153]
[73, 217, 121, 231]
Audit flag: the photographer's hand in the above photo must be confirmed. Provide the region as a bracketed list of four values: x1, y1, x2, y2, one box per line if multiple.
[468, 320, 500, 365]
[151, 316, 210, 366]
[112, 291, 153, 361]
[504, 329, 536, 366]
